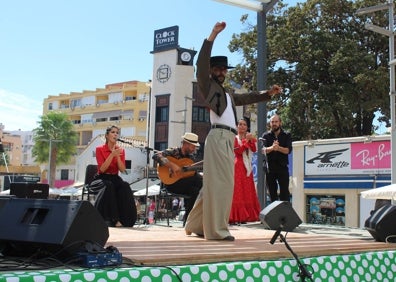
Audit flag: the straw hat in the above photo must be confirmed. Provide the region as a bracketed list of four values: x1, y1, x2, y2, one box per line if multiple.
[182, 132, 200, 146]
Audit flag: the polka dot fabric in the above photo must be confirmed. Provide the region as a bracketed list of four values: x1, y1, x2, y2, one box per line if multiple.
[0, 251, 394, 281]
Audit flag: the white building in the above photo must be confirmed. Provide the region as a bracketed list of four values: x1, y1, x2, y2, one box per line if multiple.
[74, 135, 148, 186]
[8, 130, 35, 166]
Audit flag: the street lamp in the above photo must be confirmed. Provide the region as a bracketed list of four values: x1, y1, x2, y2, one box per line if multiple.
[213, 0, 265, 11]
[146, 80, 152, 149]
[356, 0, 396, 183]
[213, 0, 279, 208]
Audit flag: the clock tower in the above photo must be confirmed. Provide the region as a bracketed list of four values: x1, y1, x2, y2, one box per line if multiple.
[149, 25, 197, 151]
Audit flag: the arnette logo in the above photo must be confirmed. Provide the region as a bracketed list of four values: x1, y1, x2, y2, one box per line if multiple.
[306, 148, 349, 168]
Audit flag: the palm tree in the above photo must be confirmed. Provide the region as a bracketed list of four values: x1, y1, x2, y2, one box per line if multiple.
[32, 111, 77, 187]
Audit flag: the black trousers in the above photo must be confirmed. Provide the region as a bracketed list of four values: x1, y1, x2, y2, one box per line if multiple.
[94, 174, 137, 227]
[165, 173, 202, 224]
[266, 168, 290, 202]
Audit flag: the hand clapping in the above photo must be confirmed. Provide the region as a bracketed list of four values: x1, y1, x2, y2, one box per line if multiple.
[272, 140, 280, 151]
[112, 148, 122, 157]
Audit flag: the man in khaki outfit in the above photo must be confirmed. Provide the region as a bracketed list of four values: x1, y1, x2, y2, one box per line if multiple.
[184, 21, 282, 241]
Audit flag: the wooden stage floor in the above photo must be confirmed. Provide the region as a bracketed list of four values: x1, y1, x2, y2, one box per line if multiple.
[106, 221, 396, 266]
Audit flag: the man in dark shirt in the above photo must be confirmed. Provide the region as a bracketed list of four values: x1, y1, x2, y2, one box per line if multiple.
[262, 114, 292, 202]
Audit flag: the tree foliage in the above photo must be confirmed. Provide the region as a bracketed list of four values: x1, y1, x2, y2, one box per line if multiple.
[228, 0, 390, 141]
[32, 111, 77, 186]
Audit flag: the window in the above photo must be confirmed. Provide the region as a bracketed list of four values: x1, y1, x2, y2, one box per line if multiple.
[125, 160, 132, 175]
[48, 103, 53, 110]
[60, 169, 69, 181]
[138, 110, 147, 121]
[155, 107, 169, 122]
[122, 110, 134, 120]
[192, 106, 210, 122]
[70, 99, 81, 108]
[155, 142, 168, 151]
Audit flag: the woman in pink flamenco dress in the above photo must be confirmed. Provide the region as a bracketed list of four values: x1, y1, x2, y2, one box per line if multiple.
[229, 118, 261, 225]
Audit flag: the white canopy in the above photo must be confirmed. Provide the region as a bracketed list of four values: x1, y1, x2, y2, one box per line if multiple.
[361, 184, 396, 201]
[133, 184, 160, 196]
[130, 178, 160, 191]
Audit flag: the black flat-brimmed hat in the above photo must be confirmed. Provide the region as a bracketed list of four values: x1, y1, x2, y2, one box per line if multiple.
[210, 56, 234, 69]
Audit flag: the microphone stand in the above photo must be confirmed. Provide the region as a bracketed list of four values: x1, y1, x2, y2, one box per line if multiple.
[271, 229, 313, 282]
[143, 146, 153, 225]
[258, 137, 269, 207]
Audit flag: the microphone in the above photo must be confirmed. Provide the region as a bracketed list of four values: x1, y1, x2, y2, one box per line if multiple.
[117, 138, 135, 146]
[117, 138, 127, 144]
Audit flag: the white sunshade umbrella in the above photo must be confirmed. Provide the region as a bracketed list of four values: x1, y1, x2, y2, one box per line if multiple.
[361, 184, 396, 201]
[133, 184, 160, 197]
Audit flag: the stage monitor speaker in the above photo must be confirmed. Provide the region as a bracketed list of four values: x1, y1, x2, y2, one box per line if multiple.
[260, 201, 302, 232]
[0, 198, 109, 257]
[10, 182, 49, 199]
[364, 204, 396, 242]
[0, 195, 13, 213]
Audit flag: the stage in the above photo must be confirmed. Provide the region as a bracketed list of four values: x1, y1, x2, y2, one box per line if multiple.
[1, 220, 395, 281]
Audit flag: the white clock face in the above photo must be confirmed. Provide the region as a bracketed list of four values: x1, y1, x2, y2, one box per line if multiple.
[181, 51, 191, 62]
[156, 64, 171, 83]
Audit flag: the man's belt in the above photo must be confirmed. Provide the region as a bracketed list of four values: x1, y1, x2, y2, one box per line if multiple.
[211, 124, 237, 135]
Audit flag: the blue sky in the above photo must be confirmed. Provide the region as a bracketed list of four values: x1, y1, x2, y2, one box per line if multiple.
[0, 0, 300, 131]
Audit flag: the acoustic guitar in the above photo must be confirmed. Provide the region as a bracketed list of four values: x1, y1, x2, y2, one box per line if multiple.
[157, 156, 203, 185]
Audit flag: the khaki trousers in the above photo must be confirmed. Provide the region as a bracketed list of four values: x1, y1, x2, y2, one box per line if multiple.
[185, 128, 235, 239]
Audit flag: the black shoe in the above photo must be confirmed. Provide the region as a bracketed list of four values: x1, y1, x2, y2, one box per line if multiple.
[222, 235, 235, 241]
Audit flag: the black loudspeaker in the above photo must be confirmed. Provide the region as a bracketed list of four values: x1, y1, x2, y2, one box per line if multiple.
[365, 204, 396, 242]
[10, 182, 49, 199]
[0, 198, 109, 257]
[260, 201, 302, 232]
[0, 195, 13, 212]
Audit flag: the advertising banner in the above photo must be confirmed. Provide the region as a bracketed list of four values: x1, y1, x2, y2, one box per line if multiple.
[305, 141, 391, 176]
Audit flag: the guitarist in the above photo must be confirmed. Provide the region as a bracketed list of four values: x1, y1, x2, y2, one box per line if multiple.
[152, 132, 202, 226]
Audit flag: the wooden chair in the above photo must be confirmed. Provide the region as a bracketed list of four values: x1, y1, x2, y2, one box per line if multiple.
[81, 164, 98, 202]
